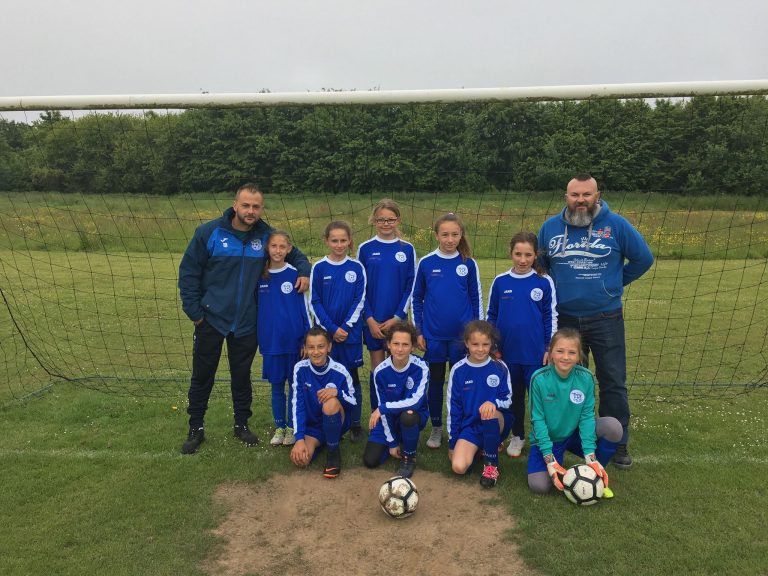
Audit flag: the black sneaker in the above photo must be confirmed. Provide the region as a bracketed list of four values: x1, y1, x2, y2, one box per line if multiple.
[323, 448, 341, 478]
[233, 424, 259, 446]
[613, 444, 633, 469]
[398, 455, 417, 478]
[349, 425, 363, 444]
[181, 427, 205, 454]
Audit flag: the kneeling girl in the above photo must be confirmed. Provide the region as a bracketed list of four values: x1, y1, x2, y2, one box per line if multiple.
[527, 327, 621, 495]
[447, 320, 513, 488]
[363, 321, 429, 478]
[290, 327, 357, 478]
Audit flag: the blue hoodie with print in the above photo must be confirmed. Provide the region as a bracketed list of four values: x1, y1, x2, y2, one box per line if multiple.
[538, 200, 653, 317]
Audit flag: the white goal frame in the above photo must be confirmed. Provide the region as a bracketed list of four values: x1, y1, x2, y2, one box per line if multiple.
[1, 80, 767, 111]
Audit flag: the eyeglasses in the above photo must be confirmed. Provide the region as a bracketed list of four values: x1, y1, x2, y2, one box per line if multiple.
[374, 218, 398, 225]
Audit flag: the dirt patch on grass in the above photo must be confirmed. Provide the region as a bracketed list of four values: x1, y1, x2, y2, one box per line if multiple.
[205, 468, 534, 576]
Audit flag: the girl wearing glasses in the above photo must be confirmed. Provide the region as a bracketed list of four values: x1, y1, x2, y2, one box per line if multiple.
[357, 199, 417, 411]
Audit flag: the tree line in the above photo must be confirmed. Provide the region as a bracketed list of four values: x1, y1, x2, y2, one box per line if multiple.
[1, 96, 766, 196]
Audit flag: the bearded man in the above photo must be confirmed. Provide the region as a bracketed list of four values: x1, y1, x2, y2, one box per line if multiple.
[538, 173, 653, 469]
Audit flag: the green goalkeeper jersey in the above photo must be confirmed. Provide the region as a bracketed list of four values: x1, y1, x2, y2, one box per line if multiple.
[528, 364, 597, 457]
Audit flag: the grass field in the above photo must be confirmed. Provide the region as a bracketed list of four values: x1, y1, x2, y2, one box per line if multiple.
[1, 190, 767, 259]
[1, 190, 767, 574]
[0, 384, 766, 576]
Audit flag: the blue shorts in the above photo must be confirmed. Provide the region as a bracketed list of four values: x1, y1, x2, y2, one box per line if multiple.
[330, 342, 364, 368]
[262, 353, 300, 383]
[454, 414, 513, 448]
[303, 411, 353, 447]
[363, 324, 386, 352]
[527, 431, 585, 474]
[368, 411, 428, 446]
[424, 338, 465, 364]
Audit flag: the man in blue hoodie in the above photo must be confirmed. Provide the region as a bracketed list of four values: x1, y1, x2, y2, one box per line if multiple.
[178, 182, 311, 454]
[538, 173, 653, 469]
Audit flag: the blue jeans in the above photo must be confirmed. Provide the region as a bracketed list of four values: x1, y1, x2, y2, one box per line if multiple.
[558, 309, 630, 444]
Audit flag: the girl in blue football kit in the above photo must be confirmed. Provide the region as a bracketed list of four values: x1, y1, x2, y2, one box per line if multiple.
[447, 320, 513, 488]
[290, 327, 357, 478]
[357, 199, 417, 410]
[527, 328, 620, 496]
[487, 231, 557, 458]
[258, 231, 312, 447]
[362, 321, 429, 478]
[412, 212, 483, 449]
[309, 221, 367, 442]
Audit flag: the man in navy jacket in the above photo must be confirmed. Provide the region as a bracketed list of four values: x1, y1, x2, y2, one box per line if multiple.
[538, 173, 653, 469]
[178, 182, 311, 454]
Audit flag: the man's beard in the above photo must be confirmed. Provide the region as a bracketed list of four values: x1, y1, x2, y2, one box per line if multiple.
[566, 204, 597, 227]
[235, 212, 256, 229]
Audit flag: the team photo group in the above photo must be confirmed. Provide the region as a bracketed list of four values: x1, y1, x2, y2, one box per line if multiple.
[178, 173, 653, 497]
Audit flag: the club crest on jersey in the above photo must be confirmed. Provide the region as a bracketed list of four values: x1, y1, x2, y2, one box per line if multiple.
[395, 251, 407, 263]
[530, 288, 543, 301]
[251, 239, 262, 251]
[406, 377, 415, 390]
[345, 271, 357, 283]
[456, 264, 469, 277]
[220, 237, 229, 248]
[281, 281, 293, 294]
[486, 374, 500, 388]
[569, 389, 585, 404]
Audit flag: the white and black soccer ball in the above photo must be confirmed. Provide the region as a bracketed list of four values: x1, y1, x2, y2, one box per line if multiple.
[378, 476, 419, 519]
[562, 464, 604, 506]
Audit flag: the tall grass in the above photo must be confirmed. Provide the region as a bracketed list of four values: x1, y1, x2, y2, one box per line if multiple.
[1, 191, 767, 259]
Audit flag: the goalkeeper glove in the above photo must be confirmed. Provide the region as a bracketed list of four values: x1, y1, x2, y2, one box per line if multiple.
[544, 453, 566, 491]
[585, 453, 609, 488]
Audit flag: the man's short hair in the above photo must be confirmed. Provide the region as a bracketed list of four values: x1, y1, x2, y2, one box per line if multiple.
[572, 172, 594, 182]
[236, 182, 262, 198]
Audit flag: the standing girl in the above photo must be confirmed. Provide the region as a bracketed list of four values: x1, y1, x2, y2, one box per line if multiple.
[487, 231, 557, 458]
[357, 199, 417, 410]
[447, 320, 513, 488]
[309, 221, 367, 442]
[412, 212, 483, 449]
[527, 328, 620, 496]
[258, 230, 312, 446]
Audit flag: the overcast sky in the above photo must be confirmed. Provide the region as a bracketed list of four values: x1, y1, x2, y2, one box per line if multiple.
[1, 0, 767, 97]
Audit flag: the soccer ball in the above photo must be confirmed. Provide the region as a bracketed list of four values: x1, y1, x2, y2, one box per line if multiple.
[378, 476, 419, 519]
[562, 464, 604, 506]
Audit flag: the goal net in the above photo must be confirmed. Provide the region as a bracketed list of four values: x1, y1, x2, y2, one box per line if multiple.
[1, 82, 767, 403]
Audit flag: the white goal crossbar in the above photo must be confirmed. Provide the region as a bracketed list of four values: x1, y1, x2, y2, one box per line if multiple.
[1, 80, 767, 111]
